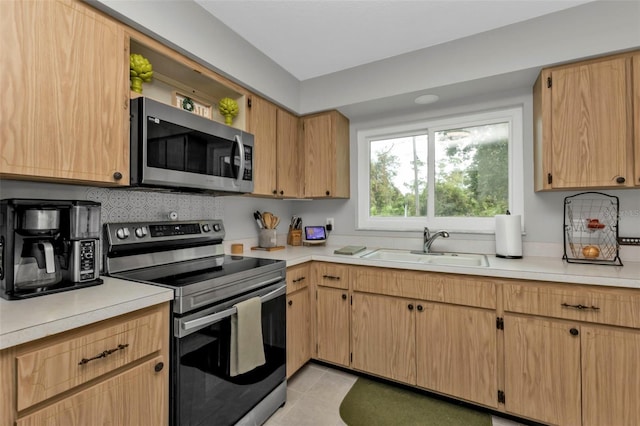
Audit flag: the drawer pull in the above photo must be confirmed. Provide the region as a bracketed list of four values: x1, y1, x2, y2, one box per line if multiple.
[78, 343, 129, 365]
[292, 276, 306, 283]
[561, 303, 600, 311]
[322, 275, 341, 280]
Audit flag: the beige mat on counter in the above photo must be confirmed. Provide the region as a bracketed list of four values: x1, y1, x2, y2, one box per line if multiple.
[230, 297, 266, 376]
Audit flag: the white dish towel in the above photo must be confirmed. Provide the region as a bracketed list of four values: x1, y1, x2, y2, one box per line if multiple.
[230, 296, 266, 376]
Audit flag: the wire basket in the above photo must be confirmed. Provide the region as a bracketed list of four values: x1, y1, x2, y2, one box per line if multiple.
[563, 192, 622, 266]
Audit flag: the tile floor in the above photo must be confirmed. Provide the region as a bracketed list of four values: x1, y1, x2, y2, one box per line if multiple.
[265, 362, 527, 426]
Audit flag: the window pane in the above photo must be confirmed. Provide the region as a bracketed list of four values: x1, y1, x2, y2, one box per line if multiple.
[370, 135, 428, 217]
[434, 123, 509, 217]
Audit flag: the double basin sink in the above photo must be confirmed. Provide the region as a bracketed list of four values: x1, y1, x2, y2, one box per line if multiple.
[360, 249, 489, 267]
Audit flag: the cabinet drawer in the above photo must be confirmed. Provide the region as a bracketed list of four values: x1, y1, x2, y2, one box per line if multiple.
[16, 304, 167, 411]
[503, 281, 640, 328]
[313, 262, 348, 289]
[287, 263, 310, 294]
[16, 355, 167, 426]
[352, 266, 496, 309]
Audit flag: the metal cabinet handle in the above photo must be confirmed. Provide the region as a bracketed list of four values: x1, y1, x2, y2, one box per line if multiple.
[417, 305, 423, 312]
[322, 275, 341, 280]
[288, 300, 293, 306]
[561, 303, 600, 311]
[341, 294, 347, 300]
[570, 328, 579, 336]
[408, 304, 414, 311]
[616, 176, 626, 184]
[292, 276, 306, 283]
[79, 343, 129, 365]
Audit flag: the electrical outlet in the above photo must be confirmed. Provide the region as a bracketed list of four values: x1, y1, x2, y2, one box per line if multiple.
[326, 217, 334, 231]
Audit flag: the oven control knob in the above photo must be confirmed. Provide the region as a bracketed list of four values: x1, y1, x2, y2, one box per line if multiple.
[202, 224, 211, 233]
[116, 227, 130, 240]
[213, 223, 221, 232]
[135, 227, 148, 238]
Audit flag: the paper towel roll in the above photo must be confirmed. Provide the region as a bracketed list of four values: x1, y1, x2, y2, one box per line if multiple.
[495, 214, 522, 258]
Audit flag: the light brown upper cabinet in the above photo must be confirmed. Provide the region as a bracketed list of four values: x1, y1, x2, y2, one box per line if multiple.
[276, 108, 303, 198]
[534, 51, 638, 191]
[248, 96, 302, 198]
[634, 52, 640, 186]
[302, 110, 350, 198]
[247, 96, 278, 196]
[0, 0, 129, 186]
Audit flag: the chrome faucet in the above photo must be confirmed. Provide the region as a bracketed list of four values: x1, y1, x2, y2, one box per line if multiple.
[423, 227, 450, 253]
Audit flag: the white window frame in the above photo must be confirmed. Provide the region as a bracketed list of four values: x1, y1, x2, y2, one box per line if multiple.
[357, 106, 524, 233]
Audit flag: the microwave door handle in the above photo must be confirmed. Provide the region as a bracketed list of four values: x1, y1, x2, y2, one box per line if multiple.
[180, 284, 286, 332]
[234, 134, 245, 184]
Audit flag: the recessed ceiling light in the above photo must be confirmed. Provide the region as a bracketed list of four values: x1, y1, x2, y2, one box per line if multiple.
[414, 94, 439, 105]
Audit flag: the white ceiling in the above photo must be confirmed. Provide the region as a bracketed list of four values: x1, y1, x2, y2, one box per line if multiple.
[195, 0, 594, 81]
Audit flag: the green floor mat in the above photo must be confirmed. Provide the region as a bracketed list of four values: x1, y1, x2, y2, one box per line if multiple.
[339, 377, 492, 426]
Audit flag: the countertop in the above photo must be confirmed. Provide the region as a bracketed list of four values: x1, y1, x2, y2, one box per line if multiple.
[0, 277, 174, 350]
[240, 244, 640, 289]
[2, 245, 637, 351]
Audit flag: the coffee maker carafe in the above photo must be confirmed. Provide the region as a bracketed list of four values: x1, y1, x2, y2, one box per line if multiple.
[14, 207, 63, 288]
[1, 199, 103, 300]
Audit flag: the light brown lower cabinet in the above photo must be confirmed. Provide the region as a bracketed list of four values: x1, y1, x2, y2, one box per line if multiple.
[350, 265, 498, 408]
[307, 262, 640, 426]
[503, 314, 582, 426]
[0, 303, 170, 426]
[504, 315, 640, 426]
[416, 302, 498, 408]
[16, 355, 167, 426]
[313, 262, 350, 367]
[286, 287, 311, 378]
[351, 292, 416, 383]
[316, 285, 350, 366]
[581, 325, 640, 426]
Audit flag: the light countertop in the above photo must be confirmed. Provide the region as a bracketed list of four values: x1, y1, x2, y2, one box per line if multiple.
[0, 277, 174, 350]
[2, 245, 637, 351]
[239, 244, 640, 289]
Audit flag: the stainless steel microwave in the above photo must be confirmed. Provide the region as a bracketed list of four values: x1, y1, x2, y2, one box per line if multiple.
[130, 97, 254, 194]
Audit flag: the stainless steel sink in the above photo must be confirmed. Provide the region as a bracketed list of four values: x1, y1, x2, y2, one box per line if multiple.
[360, 249, 489, 267]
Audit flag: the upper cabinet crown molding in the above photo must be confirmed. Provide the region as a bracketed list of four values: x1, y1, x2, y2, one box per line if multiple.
[533, 50, 639, 191]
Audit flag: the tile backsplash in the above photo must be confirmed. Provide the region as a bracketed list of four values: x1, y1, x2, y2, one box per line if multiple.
[85, 188, 223, 224]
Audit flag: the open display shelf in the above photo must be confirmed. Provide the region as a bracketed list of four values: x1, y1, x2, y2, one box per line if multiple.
[563, 192, 622, 266]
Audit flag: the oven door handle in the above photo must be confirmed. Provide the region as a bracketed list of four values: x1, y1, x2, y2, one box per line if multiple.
[180, 284, 286, 332]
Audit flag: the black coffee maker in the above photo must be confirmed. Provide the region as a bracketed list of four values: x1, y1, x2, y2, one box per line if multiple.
[0, 199, 103, 300]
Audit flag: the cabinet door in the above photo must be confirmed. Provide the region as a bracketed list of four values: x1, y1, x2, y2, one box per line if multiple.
[416, 303, 497, 408]
[352, 292, 416, 384]
[582, 325, 640, 426]
[276, 108, 302, 197]
[248, 96, 278, 196]
[316, 286, 350, 366]
[286, 287, 311, 378]
[548, 56, 631, 188]
[503, 314, 581, 426]
[302, 111, 350, 198]
[633, 53, 640, 187]
[303, 113, 334, 197]
[0, 0, 129, 185]
[16, 355, 168, 426]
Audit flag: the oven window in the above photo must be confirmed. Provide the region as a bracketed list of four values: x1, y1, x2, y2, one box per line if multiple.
[173, 294, 286, 426]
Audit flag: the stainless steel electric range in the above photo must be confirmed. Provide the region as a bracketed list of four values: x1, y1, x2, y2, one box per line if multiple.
[104, 219, 286, 426]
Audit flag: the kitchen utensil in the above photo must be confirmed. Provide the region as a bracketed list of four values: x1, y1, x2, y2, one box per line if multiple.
[253, 211, 263, 229]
